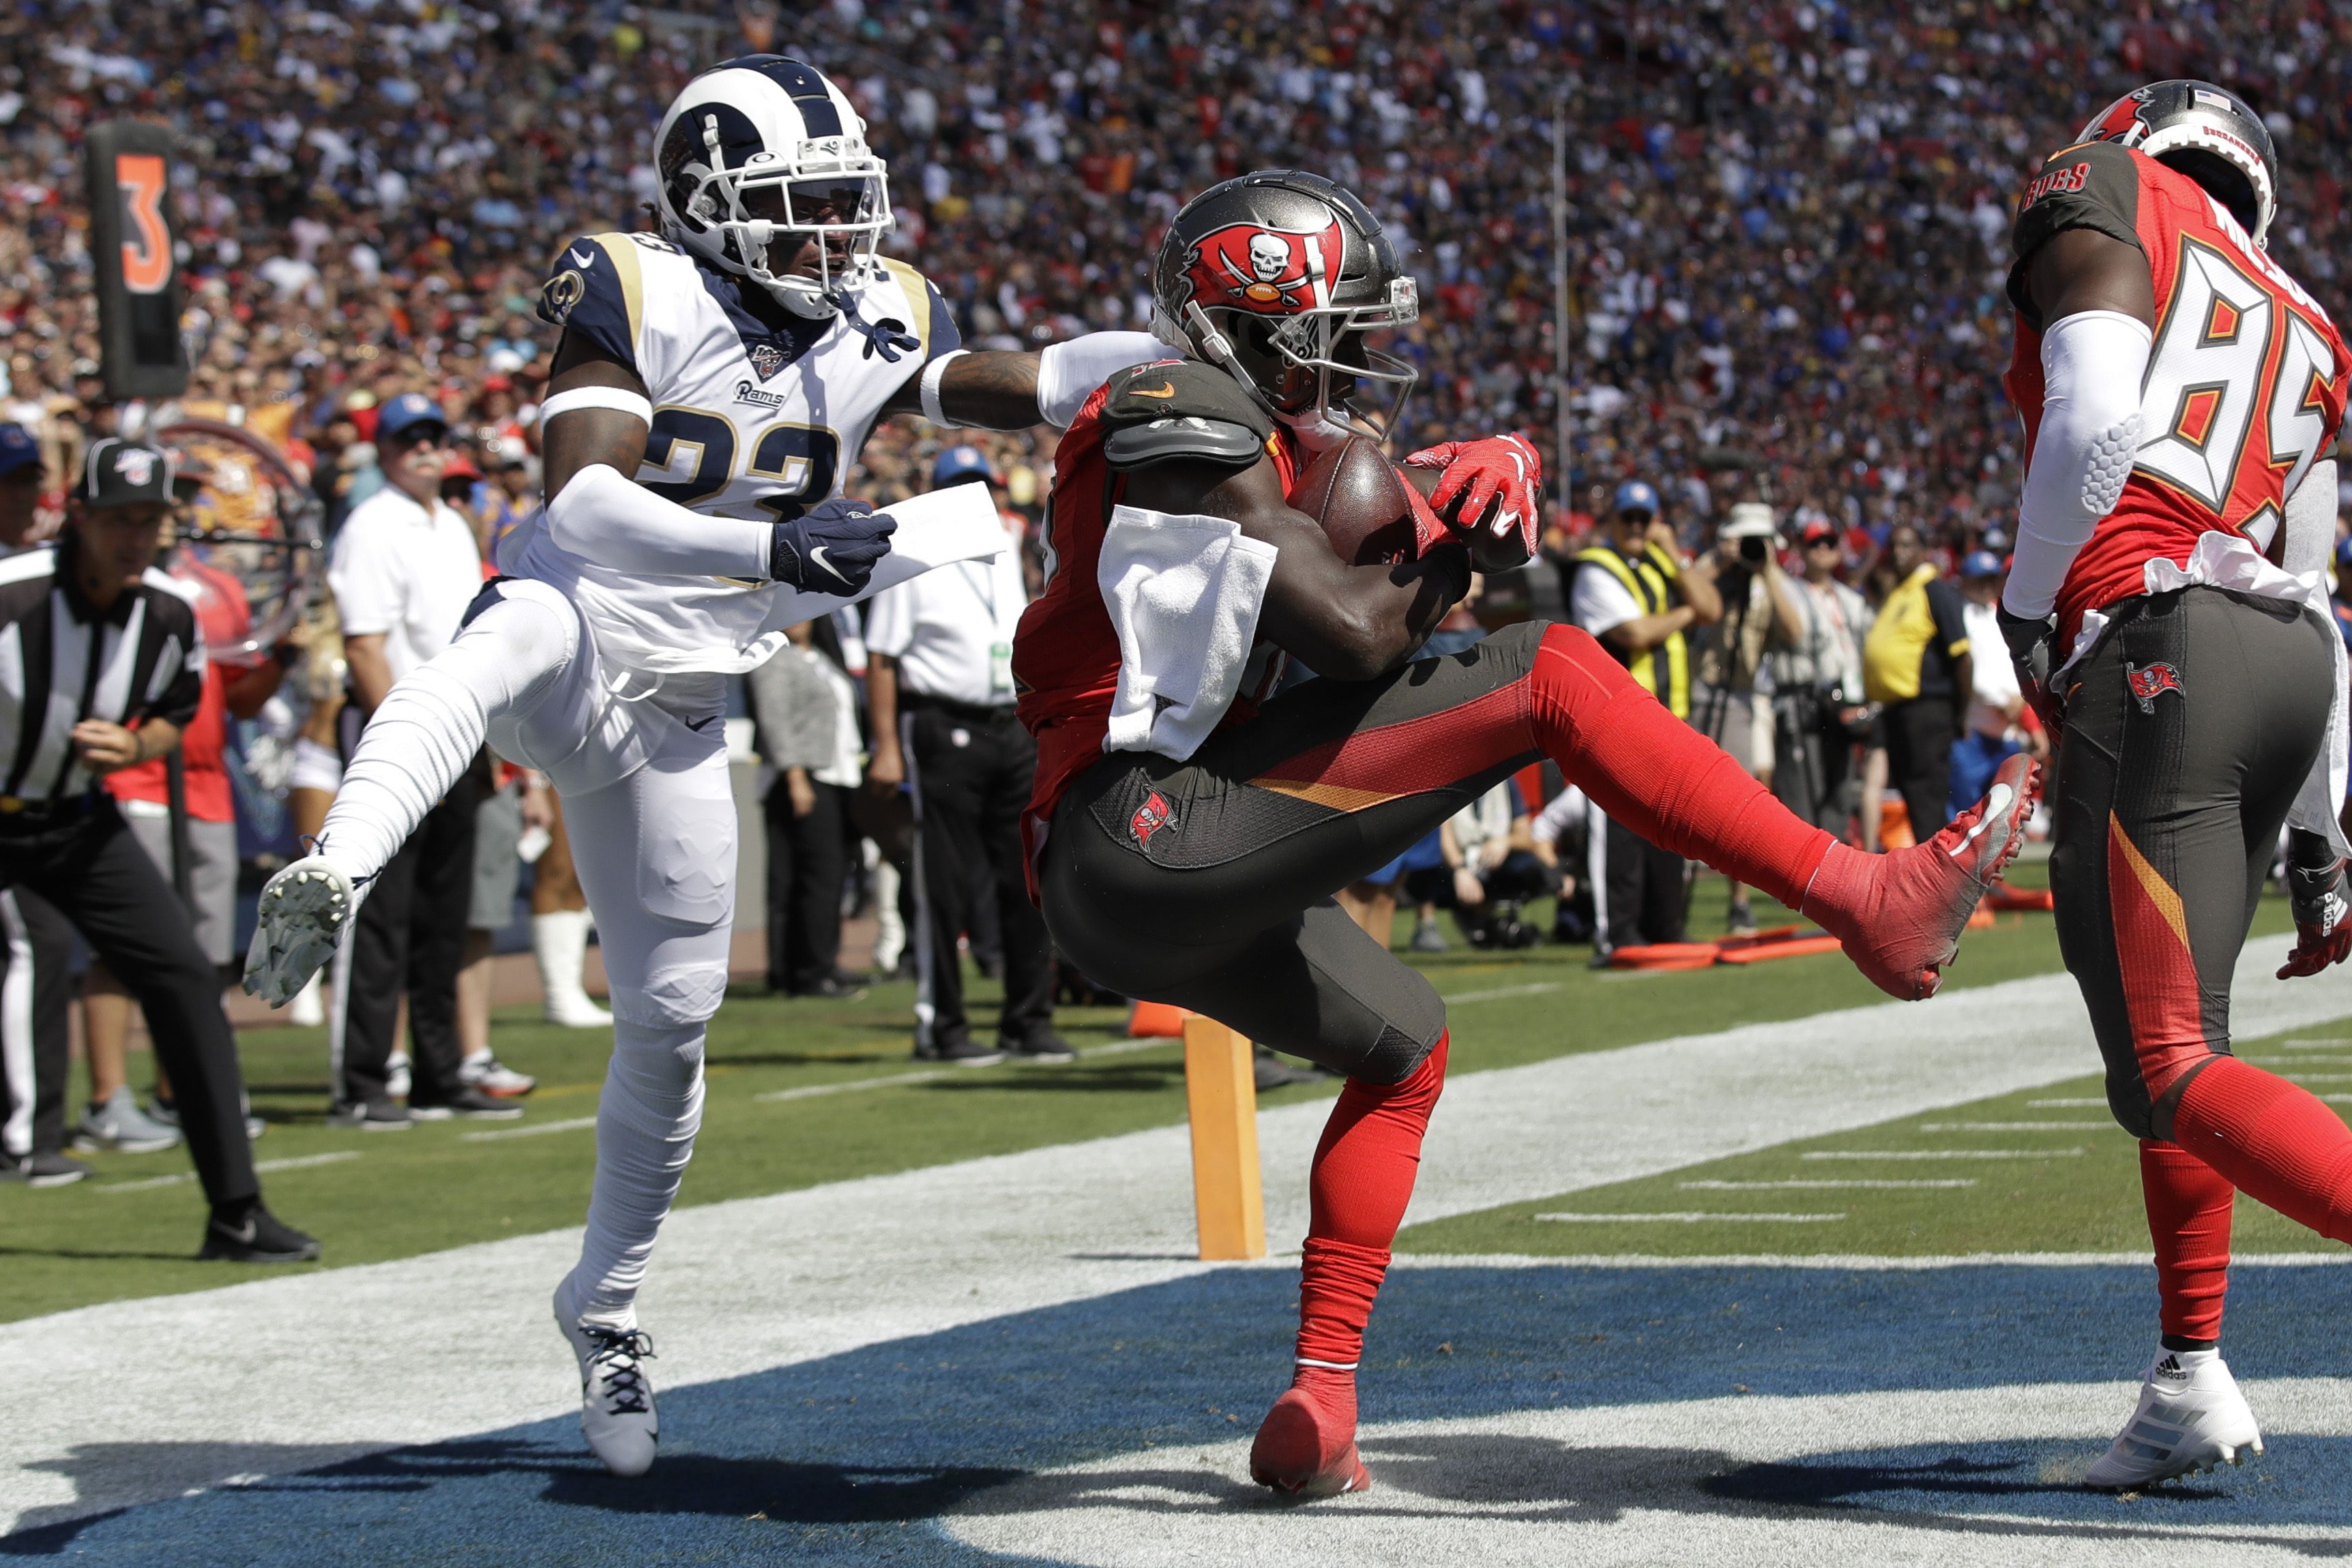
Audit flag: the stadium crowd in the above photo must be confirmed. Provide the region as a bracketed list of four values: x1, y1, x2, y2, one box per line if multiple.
[1, 2, 2350, 1153]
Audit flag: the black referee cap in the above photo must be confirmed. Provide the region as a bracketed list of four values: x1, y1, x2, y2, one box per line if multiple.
[79, 437, 176, 510]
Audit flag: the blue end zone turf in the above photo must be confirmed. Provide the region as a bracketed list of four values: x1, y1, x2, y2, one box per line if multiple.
[12, 1261, 2351, 1563]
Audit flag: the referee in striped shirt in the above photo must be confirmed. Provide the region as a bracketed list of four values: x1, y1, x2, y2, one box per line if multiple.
[0, 437, 316, 1260]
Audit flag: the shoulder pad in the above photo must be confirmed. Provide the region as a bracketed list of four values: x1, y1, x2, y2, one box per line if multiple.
[1099, 359, 1276, 440]
[1104, 414, 1269, 471]
[536, 234, 651, 376]
[2008, 142, 2145, 327]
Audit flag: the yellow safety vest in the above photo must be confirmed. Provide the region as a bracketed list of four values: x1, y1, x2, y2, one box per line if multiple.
[1575, 544, 1690, 718]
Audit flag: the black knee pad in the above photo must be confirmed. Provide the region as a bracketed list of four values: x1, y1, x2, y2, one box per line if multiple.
[1347, 1018, 1443, 1085]
[2106, 1073, 2156, 1142]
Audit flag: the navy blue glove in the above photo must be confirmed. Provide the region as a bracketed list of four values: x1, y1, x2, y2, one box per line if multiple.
[770, 497, 896, 594]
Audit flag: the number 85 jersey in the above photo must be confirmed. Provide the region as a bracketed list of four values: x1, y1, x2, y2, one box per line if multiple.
[518, 230, 960, 673]
[2005, 140, 2352, 645]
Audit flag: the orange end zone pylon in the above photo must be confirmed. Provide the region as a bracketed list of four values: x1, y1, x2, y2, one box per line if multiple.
[1181, 1015, 1266, 1260]
[1128, 1000, 1193, 1038]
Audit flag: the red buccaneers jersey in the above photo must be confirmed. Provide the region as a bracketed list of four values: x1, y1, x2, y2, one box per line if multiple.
[1014, 359, 1296, 831]
[2005, 141, 2352, 643]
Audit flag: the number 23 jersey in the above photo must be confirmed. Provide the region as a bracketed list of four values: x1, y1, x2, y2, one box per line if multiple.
[523, 231, 960, 672]
[2004, 140, 2352, 645]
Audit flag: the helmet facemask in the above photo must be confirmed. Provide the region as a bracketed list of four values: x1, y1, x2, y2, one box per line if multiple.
[669, 113, 892, 319]
[1172, 274, 1420, 449]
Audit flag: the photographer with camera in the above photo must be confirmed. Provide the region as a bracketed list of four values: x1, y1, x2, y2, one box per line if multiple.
[1400, 780, 1548, 950]
[1692, 503, 1805, 933]
[1772, 516, 1876, 835]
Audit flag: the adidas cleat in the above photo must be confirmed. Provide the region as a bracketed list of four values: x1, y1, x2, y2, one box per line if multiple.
[1804, 751, 2039, 1000]
[554, 1277, 659, 1477]
[2084, 1351, 2264, 1490]
[244, 856, 356, 1006]
[1250, 1385, 1371, 1499]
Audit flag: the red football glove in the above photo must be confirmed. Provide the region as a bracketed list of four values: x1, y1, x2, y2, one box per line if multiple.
[1406, 432, 1543, 570]
[2280, 848, 2352, 979]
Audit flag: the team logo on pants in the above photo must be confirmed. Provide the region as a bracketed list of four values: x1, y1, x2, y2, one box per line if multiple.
[2126, 661, 2185, 713]
[1130, 790, 1175, 848]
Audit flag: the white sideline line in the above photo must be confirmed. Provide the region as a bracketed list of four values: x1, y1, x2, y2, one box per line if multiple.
[2025, 1097, 2106, 1107]
[1440, 980, 1565, 1005]
[1535, 1211, 1845, 1224]
[748, 1036, 1180, 1106]
[459, 1115, 598, 1142]
[1678, 1179, 1975, 1190]
[2287, 1037, 2352, 1046]
[1916, 1121, 2111, 1131]
[93, 1151, 362, 1194]
[2284, 1072, 2352, 1082]
[1801, 1148, 2085, 1159]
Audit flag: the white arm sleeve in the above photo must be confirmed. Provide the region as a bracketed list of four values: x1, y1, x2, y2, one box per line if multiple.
[545, 463, 772, 581]
[2001, 308, 2152, 619]
[2280, 458, 2339, 580]
[1035, 332, 1185, 427]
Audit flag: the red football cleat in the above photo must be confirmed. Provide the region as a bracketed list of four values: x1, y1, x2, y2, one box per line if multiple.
[1250, 1374, 1372, 1498]
[1804, 752, 2040, 1001]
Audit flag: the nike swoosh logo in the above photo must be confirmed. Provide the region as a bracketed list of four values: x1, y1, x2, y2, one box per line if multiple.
[1945, 782, 2014, 859]
[686, 715, 720, 733]
[568, 246, 595, 269]
[1130, 382, 1177, 400]
[806, 545, 850, 585]
[219, 1219, 256, 1244]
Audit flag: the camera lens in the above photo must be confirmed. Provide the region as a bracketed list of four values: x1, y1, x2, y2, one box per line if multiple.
[1740, 535, 1767, 563]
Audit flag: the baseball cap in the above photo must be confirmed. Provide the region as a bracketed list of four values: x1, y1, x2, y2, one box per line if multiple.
[1960, 549, 2005, 579]
[0, 422, 38, 478]
[376, 391, 450, 441]
[933, 444, 995, 487]
[1611, 479, 1660, 516]
[1799, 517, 1839, 546]
[78, 437, 175, 510]
[1720, 501, 1778, 542]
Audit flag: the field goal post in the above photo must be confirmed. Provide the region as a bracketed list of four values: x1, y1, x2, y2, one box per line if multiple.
[1181, 1015, 1266, 1260]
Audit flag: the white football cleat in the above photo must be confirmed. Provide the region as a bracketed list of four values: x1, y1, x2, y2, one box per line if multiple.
[243, 855, 356, 1006]
[553, 1277, 659, 1477]
[2085, 1350, 2264, 1489]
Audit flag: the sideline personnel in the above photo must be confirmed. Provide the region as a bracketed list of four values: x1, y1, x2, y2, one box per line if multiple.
[1570, 479, 1722, 957]
[0, 439, 314, 1257]
[1864, 521, 1971, 840]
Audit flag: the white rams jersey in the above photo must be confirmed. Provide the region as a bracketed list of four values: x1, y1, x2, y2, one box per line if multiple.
[514, 231, 960, 673]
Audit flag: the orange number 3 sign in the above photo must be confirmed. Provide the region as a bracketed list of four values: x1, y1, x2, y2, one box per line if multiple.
[115, 152, 171, 295]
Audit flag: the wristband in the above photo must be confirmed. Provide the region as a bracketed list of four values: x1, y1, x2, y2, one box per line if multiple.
[539, 385, 654, 427]
[920, 350, 971, 428]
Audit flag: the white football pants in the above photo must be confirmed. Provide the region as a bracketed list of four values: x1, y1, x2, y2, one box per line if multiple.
[318, 577, 734, 1327]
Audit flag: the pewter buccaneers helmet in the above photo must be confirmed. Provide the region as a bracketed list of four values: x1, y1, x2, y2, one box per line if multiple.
[2077, 80, 2280, 248]
[653, 54, 892, 319]
[1151, 170, 1420, 445]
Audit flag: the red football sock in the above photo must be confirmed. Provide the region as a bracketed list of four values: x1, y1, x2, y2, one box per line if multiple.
[1527, 625, 1834, 910]
[2141, 1140, 2233, 1344]
[1294, 1034, 1449, 1370]
[2173, 1055, 2352, 1245]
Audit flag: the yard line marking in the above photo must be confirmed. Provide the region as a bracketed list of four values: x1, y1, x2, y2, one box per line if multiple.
[2282, 1072, 2352, 1082]
[459, 1115, 598, 1142]
[2025, 1097, 2107, 1107]
[1800, 1148, 2086, 1160]
[1677, 1179, 1976, 1190]
[2285, 1037, 2352, 1047]
[1394, 1250, 2352, 1269]
[1535, 1211, 1846, 1224]
[1916, 1121, 2111, 1131]
[748, 1037, 1182, 1106]
[1440, 981, 1565, 1005]
[93, 1150, 361, 1193]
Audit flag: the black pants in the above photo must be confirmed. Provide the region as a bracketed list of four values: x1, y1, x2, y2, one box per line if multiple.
[764, 777, 848, 991]
[2049, 587, 2333, 1140]
[1884, 695, 1957, 840]
[338, 778, 478, 1106]
[1043, 623, 1555, 1084]
[906, 699, 1053, 1052]
[0, 887, 75, 1157]
[1593, 812, 1688, 950]
[0, 802, 255, 1204]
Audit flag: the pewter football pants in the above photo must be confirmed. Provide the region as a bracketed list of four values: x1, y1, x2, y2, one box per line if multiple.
[318, 577, 736, 1325]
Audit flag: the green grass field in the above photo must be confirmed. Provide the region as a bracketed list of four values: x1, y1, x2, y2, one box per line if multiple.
[3, 858, 2315, 1325]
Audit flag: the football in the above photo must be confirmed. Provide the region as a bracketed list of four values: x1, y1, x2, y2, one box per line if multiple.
[1291, 434, 1428, 565]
